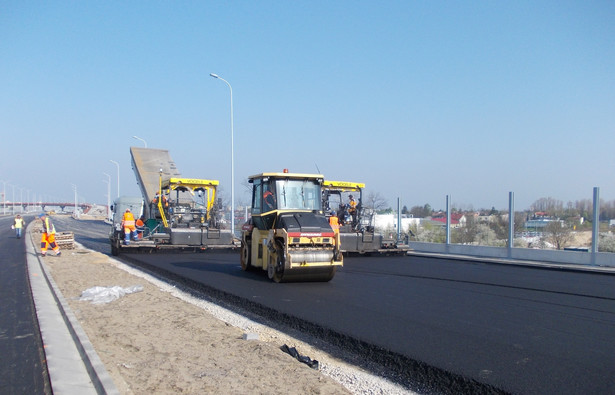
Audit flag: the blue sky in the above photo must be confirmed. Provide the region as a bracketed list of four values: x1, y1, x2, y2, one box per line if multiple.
[1, 1, 614, 211]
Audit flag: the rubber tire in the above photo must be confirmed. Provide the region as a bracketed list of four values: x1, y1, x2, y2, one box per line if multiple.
[111, 238, 121, 256]
[240, 239, 251, 271]
[267, 242, 285, 283]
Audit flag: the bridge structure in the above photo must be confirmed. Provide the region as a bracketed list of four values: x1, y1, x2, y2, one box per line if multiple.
[1, 201, 95, 214]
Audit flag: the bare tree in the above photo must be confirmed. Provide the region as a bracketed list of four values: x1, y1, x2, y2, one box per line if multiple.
[365, 191, 388, 212]
[543, 221, 573, 250]
[530, 197, 564, 216]
[452, 215, 478, 244]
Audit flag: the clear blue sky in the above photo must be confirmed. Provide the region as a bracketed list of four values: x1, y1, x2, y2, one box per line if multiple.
[2, 1, 614, 211]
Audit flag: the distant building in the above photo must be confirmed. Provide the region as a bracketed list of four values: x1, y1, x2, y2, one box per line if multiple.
[373, 214, 421, 233]
[524, 218, 551, 230]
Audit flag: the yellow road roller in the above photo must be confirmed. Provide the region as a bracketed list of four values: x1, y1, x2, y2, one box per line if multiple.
[240, 170, 343, 282]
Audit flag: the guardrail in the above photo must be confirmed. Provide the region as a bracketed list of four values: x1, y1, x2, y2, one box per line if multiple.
[409, 241, 615, 267]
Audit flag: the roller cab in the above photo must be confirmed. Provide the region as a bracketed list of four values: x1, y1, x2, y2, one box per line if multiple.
[240, 171, 343, 282]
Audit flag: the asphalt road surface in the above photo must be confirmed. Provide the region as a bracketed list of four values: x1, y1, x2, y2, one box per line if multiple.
[62, 216, 615, 394]
[0, 214, 51, 395]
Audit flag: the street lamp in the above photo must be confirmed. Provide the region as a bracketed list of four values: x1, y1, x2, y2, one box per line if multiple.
[1, 180, 6, 215]
[132, 135, 147, 147]
[19, 187, 23, 213]
[210, 73, 235, 237]
[71, 184, 78, 218]
[8, 183, 15, 215]
[103, 173, 111, 221]
[110, 160, 120, 198]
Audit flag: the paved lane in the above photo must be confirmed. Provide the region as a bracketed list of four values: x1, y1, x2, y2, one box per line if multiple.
[66, 217, 615, 394]
[0, 215, 51, 395]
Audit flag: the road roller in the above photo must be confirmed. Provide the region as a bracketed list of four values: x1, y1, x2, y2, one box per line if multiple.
[240, 170, 343, 282]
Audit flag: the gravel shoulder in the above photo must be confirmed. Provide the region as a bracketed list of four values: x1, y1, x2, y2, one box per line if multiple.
[38, 237, 412, 394]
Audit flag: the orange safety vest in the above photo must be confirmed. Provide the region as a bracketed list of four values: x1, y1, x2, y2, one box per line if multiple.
[329, 216, 340, 233]
[263, 190, 275, 209]
[122, 212, 136, 229]
[153, 195, 169, 207]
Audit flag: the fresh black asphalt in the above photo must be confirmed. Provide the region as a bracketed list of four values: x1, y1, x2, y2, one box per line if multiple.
[9, 215, 615, 394]
[0, 215, 51, 395]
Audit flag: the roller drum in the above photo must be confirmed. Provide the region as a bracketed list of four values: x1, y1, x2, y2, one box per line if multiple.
[277, 266, 337, 283]
[288, 249, 334, 265]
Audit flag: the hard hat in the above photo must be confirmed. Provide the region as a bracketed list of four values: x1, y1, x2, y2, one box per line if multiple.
[39, 213, 45, 218]
[331, 211, 336, 215]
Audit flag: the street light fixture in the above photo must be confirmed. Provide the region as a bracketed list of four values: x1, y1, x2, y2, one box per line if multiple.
[8, 183, 15, 215]
[210, 72, 235, 237]
[110, 160, 120, 198]
[132, 135, 147, 147]
[1, 180, 6, 215]
[18, 186, 24, 213]
[71, 184, 78, 218]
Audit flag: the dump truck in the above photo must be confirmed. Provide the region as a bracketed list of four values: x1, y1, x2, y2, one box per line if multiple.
[240, 170, 343, 282]
[322, 180, 409, 254]
[109, 147, 234, 255]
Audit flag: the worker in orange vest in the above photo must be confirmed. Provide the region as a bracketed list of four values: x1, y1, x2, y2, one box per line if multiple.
[348, 195, 358, 228]
[136, 216, 145, 239]
[263, 189, 276, 211]
[121, 208, 138, 245]
[39, 213, 61, 256]
[329, 211, 340, 234]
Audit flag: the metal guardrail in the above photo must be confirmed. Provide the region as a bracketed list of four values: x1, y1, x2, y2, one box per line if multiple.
[408, 241, 615, 267]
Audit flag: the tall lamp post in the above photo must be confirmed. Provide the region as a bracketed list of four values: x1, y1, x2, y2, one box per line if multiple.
[9, 183, 15, 215]
[1, 180, 6, 215]
[132, 135, 147, 147]
[103, 173, 111, 221]
[71, 184, 78, 218]
[110, 160, 120, 198]
[19, 187, 24, 213]
[210, 73, 235, 237]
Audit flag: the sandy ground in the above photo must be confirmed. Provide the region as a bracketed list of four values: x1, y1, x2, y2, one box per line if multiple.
[34, 230, 411, 395]
[38, 246, 355, 394]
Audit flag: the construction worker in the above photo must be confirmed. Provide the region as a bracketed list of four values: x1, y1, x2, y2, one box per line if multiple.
[329, 211, 340, 234]
[263, 188, 276, 211]
[153, 192, 169, 208]
[136, 215, 145, 239]
[39, 213, 61, 256]
[121, 208, 138, 245]
[348, 195, 358, 228]
[13, 214, 25, 239]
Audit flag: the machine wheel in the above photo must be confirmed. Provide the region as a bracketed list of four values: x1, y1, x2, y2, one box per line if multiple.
[111, 237, 121, 256]
[240, 239, 252, 271]
[267, 241, 285, 283]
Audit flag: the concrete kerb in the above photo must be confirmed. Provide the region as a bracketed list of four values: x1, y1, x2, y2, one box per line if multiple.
[26, 222, 119, 395]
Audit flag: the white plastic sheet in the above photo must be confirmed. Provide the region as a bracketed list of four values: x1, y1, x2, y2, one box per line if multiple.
[79, 285, 143, 304]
